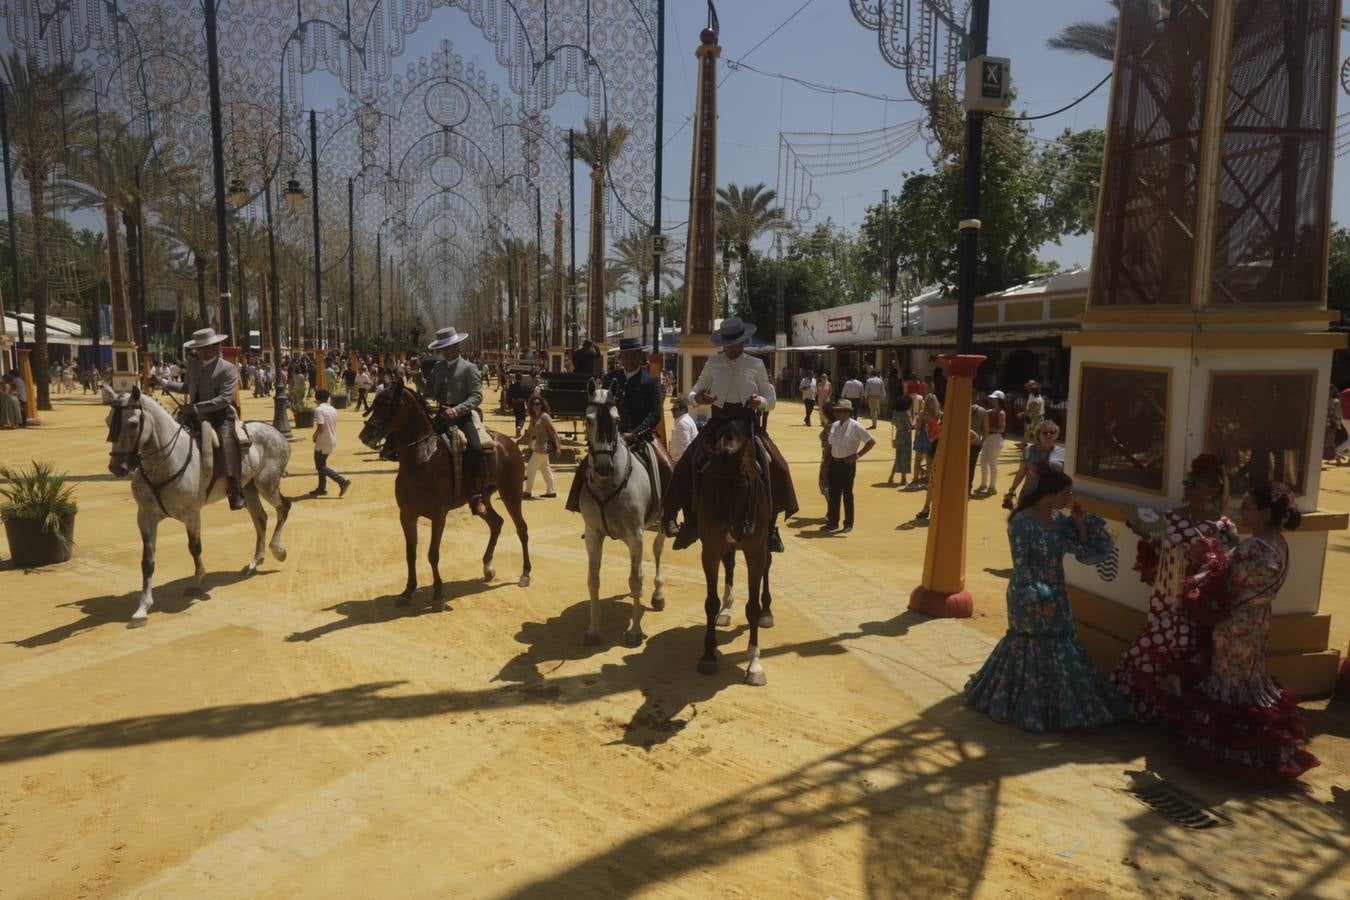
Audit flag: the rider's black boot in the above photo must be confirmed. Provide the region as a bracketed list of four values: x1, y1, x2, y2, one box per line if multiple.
[672, 517, 698, 551]
[227, 479, 247, 511]
[768, 526, 784, 553]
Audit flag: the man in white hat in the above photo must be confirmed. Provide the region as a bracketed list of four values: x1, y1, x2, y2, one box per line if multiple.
[163, 327, 246, 510]
[661, 317, 798, 552]
[425, 326, 487, 516]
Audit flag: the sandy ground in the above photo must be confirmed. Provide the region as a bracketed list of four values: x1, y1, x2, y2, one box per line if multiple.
[0, 388, 1346, 899]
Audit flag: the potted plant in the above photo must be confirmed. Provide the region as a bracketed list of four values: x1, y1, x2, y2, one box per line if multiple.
[330, 386, 350, 409]
[1, 462, 78, 567]
[291, 393, 317, 429]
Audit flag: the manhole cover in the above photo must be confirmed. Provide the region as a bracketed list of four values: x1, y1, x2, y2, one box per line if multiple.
[1124, 779, 1228, 830]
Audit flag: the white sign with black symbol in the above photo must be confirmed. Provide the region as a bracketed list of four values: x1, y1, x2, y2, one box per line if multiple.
[964, 55, 1012, 113]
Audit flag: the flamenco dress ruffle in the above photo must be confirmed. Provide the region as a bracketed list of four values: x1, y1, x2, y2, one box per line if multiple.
[1172, 541, 1320, 782]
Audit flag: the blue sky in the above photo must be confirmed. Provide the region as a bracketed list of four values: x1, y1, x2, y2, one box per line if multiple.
[388, 0, 1346, 292]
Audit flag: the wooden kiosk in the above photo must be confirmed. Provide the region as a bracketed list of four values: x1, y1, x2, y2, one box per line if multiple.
[1064, 0, 1344, 695]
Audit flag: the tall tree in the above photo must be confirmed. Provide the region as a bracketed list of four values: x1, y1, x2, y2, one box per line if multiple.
[2, 51, 92, 409]
[1328, 225, 1349, 315]
[715, 182, 784, 307]
[569, 118, 630, 345]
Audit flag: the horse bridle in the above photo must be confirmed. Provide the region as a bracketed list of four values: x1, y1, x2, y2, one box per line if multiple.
[584, 395, 634, 540]
[108, 397, 194, 515]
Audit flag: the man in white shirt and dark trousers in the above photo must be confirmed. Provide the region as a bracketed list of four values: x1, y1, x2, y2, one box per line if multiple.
[669, 397, 698, 463]
[840, 372, 864, 419]
[310, 389, 351, 497]
[825, 399, 874, 532]
[799, 372, 816, 425]
[662, 318, 799, 553]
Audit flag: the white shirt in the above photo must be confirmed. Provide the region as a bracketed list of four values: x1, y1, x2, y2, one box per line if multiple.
[314, 402, 339, 454]
[828, 418, 874, 459]
[670, 412, 699, 462]
[799, 376, 816, 401]
[688, 351, 776, 411]
[356, 372, 372, 389]
[863, 376, 885, 398]
[841, 378, 864, 399]
[169, 364, 181, 379]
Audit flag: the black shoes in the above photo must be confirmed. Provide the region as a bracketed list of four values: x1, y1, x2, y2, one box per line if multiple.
[672, 520, 699, 550]
[768, 527, 785, 552]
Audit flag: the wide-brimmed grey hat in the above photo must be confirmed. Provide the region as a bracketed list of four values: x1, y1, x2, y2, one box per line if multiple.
[711, 317, 756, 347]
[183, 327, 228, 349]
[428, 326, 470, 350]
[833, 398, 853, 412]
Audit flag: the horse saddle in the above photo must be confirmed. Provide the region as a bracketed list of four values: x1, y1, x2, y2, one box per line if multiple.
[629, 438, 670, 526]
[439, 410, 496, 489]
[196, 420, 255, 485]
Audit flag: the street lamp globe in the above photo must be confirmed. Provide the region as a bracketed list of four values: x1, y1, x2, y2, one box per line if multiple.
[228, 178, 249, 208]
[283, 177, 306, 211]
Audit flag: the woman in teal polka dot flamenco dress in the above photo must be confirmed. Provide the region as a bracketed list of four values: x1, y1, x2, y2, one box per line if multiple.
[965, 471, 1129, 732]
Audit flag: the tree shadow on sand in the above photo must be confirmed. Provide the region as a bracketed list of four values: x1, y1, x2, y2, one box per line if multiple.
[6, 569, 276, 648]
[284, 580, 510, 643]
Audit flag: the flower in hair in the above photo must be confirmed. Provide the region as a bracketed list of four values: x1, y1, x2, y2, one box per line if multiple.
[1190, 453, 1220, 475]
[1270, 482, 1294, 504]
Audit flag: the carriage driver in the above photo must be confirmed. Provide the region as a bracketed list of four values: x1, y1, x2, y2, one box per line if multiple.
[426, 326, 487, 517]
[163, 327, 246, 511]
[564, 337, 673, 512]
[661, 317, 798, 553]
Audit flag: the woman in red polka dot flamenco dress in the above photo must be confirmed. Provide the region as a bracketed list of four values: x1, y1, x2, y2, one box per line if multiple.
[1111, 454, 1238, 723]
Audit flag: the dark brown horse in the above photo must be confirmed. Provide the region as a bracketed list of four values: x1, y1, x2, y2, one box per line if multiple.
[693, 418, 773, 685]
[358, 385, 530, 610]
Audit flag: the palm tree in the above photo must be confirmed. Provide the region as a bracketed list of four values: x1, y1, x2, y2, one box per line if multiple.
[1048, 1, 1346, 60]
[569, 118, 631, 344]
[2, 51, 93, 409]
[154, 197, 217, 329]
[715, 182, 784, 311]
[612, 228, 681, 339]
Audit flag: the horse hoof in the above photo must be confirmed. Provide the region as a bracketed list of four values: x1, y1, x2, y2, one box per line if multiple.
[395, 594, 413, 608]
[715, 613, 731, 627]
[651, 596, 665, 612]
[759, 614, 775, 629]
[431, 599, 446, 613]
[623, 629, 645, 647]
[483, 567, 496, 582]
[745, 669, 767, 687]
[517, 574, 530, 588]
[696, 658, 719, 675]
[242, 562, 259, 575]
[271, 546, 288, 562]
[127, 617, 148, 629]
[583, 631, 603, 646]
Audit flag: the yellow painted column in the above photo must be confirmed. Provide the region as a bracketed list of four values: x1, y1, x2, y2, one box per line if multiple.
[314, 351, 328, 392]
[18, 348, 39, 425]
[909, 353, 985, 618]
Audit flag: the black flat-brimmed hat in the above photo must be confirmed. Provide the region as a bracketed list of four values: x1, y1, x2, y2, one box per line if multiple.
[616, 337, 649, 353]
[711, 317, 756, 347]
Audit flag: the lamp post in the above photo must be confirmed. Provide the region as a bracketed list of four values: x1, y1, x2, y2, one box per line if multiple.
[203, 0, 233, 339]
[263, 177, 291, 437]
[568, 127, 578, 349]
[650, 0, 666, 355]
[347, 177, 356, 350]
[308, 110, 325, 387]
[0, 79, 22, 349]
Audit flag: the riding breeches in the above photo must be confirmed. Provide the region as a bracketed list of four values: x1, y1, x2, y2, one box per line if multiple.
[204, 410, 243, 484]
[455, 412, 486, 481]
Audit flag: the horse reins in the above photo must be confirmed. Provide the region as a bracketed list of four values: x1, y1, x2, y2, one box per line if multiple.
[111, 400, 197, 516]
[584, 400, 635, 540]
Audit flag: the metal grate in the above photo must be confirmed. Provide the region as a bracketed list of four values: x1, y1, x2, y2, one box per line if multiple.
[1124, 779, 1229, 830]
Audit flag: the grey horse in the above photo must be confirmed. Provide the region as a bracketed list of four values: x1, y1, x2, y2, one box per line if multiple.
[103, 384, 292, 627]
[576, 382, 666, 645]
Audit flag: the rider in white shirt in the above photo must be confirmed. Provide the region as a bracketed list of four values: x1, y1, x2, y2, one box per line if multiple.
[662, 317, 798, 552]
[669, 397, 699, 463]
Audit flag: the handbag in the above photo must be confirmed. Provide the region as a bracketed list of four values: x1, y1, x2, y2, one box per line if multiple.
[544, 439, 556, 454]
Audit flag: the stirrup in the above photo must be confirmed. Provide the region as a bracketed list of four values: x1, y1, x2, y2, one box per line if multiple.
[768, 527, 785, 553]
[470, 493, 487, 516]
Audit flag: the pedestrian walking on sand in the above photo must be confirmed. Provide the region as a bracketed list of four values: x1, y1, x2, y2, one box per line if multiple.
[824, 399, 875, 533]
[524, 396, 560, 498]
[863, 370, 885, 427]
[840, 372, 864, 419]
[889, 393, 918, 487]
[799, 371, 817, 425]
[309, 389, 352, 497]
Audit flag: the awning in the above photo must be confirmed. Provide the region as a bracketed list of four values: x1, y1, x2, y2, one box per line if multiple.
[780, 344, 833, 353]
[852, 327, 1076, 350]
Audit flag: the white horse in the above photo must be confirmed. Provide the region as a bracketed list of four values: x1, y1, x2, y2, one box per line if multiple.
[576, 383, 666, 645]
[102, 384, 292, 627]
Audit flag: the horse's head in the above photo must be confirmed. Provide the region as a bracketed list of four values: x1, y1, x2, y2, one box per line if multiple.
[103, 383, 146, 477]
[359, 382, 415, 449]
[707, 418, 754, 476]
[584, 379, 622, 479]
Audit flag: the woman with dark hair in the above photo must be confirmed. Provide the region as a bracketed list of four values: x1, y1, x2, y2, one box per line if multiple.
[524, 395, 559, 499]
[1172, 482, 1319, 780]
[1111, 453, 1239, 723]
[965, 471, 1128, 732]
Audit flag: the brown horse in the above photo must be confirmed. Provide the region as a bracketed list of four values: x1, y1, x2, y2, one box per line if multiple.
[358, 385, 530, 610]
[693, 417, 773, 685]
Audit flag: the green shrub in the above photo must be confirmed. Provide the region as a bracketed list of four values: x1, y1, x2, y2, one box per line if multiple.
[0, 462, 78, 546]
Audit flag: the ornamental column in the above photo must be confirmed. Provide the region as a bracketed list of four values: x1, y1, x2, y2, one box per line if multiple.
[105, 198, 138, 393]
[587, 163, 606, 352]
[550, 201, 566, 371]
[677, 24, 721, 398]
